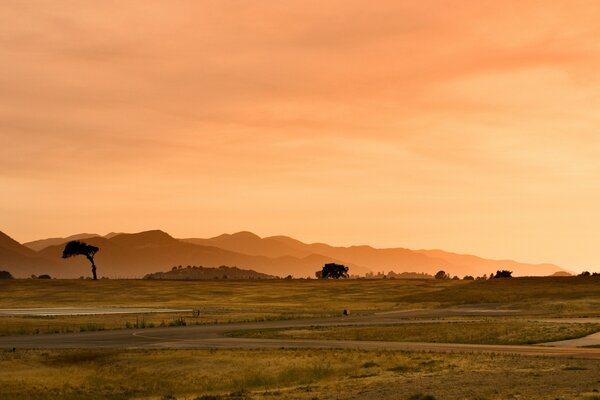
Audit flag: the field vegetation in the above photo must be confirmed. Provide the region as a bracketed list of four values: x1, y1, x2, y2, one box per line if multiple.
[1, 277, 599, 337]
[228, 319, 600, 345]
[0, 348, 599, 400]
[1, 277, 600, 399]
[1, 276, 599, 312]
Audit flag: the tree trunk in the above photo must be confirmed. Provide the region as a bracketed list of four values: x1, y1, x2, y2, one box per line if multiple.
[87, 255, 97, 280]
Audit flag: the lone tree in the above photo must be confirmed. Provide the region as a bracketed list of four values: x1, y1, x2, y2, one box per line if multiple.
[317, 263, 349, 279]
[62, 240, 100, 280]
[0, 270, 14, 279]
[434, 270, 449, 280]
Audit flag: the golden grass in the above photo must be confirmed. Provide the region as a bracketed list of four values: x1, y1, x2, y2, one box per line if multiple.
[398, 276, 600, 314]
[0, 348, 598, 400]
[0, 311, 334, 336]
[2, 278, 600, 399]
[227, 319, 600, 345]
[1, 277, 598, 312]
[1, 277, 598, 337]
[0, 278, 457, 310]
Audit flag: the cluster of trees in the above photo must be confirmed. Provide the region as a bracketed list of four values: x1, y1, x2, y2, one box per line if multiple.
[30, 274, 51, 279]
[0, 271, 54, 280]
[145, 265, 274, 280]
[579, 271, 600, 277]
[434, 270, 513, 280]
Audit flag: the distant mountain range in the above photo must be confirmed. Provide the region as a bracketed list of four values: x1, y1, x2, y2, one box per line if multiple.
[0, 229, 568, 279]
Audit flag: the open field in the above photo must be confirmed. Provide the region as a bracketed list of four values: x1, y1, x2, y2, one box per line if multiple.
[2, 277, 599, 313]
[1, 277, 600, 399]
[1, 277, 599, 338]
[227, 319, 600, 345]
[1, 348, 599, 400]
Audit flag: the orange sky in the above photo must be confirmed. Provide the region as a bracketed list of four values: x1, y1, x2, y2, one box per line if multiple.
[2, 1, 600, 271]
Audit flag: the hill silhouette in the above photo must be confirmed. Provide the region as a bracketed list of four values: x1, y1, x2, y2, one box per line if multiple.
[2, 229, 569, 278]
[144, 265, 276, 280]
[182, 231, 312, 258]
[415, 249, 565, 278]
[0, 231, 61, 277]
[34, 230, 360, 278]
[185, 231, 567, 277]
[23, 233, 101, 251]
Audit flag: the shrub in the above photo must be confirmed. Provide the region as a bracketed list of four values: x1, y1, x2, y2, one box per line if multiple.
[0, 270, 14, 279]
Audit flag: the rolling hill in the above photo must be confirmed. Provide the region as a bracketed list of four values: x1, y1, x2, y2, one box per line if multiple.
[0, 231, 61, 278]
[23, 233, 101, 252]
[3, 229, 569, 278]
[35, 230, 362, 278]
[184, 231, 567, 277]
[144, 265, 276, 280]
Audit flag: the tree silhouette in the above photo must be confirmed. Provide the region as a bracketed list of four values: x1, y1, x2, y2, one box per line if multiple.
[317, 263, 349, 279]
[492, 270, 513, 278]
[62, 240, 100, 280]
[434, 270, 449, 280]
[0, 271, 13, 279]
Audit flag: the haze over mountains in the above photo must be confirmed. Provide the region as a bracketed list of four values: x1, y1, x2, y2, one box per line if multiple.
[0, 229, 568, 279]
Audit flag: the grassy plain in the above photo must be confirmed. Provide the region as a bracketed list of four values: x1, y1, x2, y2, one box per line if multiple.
[1, 277, 600, 399]
[0, 277, 599, 336]
[0, 348, 599, 400]
[228, 320, 600, 345]
[1, 277, 598, 313]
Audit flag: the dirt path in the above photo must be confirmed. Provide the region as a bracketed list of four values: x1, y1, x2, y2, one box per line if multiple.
[540, 331, 600, 348]
[0, 307, 192, 316]
[0, 311, 599, 359]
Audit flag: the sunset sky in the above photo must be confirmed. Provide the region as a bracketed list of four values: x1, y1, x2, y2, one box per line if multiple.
[2, 1, 600, 271]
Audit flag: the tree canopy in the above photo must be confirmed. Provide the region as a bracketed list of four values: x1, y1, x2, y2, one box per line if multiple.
[492, 270, 513, 278]
[434, 270, 449, 280]
[62, 240, 100, 280]
[0, 270, 14, 279]
[317, 263, 349, 279]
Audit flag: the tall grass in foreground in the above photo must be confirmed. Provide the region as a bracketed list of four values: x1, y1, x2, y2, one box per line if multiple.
[0, 349, 599, 400]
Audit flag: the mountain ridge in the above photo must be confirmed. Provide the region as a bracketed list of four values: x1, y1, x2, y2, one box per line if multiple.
[2, 229, 570, 278]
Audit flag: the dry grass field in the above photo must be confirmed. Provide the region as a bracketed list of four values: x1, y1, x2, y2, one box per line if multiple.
[0, 348, 599, 400]
[228, 319, 600, 345]
[1, 277, 599, 399]
[1, 277, 599, 336]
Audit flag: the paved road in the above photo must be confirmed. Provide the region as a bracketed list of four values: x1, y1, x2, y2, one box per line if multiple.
[0, 312, 599, 359]
[0, 307, 192, 316]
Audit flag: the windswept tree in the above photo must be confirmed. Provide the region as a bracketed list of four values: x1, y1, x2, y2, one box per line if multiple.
[62, 240, 100, 280]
